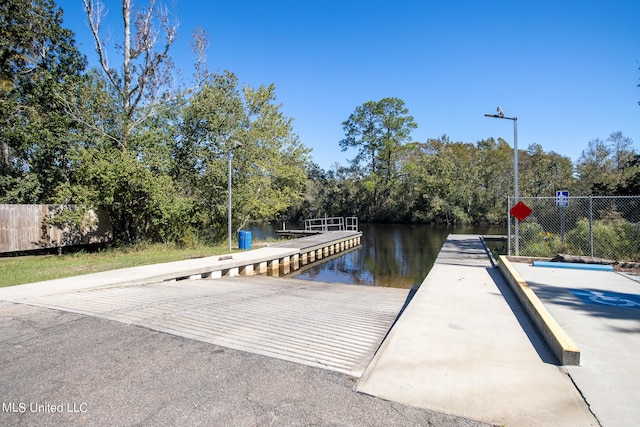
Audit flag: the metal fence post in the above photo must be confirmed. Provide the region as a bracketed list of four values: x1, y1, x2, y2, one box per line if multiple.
[589, 196, 594, 257]
[507, 196, 512, 256]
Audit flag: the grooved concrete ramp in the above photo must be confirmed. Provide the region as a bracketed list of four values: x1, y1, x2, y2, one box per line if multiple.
[1, 276, 408, 377]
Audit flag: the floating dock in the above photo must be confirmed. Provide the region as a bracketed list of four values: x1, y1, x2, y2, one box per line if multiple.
[0, 231, 363, 299]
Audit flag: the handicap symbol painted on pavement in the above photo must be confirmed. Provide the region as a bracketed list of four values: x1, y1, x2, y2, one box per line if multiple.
[570, 289, 640, 308]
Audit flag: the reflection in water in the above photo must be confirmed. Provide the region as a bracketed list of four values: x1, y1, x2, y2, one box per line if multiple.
[248, 222, 505, 289]
[291, 224, 450, 288]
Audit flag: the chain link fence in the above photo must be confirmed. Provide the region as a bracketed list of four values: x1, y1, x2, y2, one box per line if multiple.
[508, 196, 640, 262]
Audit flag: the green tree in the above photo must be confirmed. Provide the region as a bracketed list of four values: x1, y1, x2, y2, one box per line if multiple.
[177, 71, 310, 240]
[295, 164, 367, 220]
[406, 137, 478, 225]
[52, 0, 211, 244]
[575, 133, 636, 195]
[474, 137, 513, 222]
[53, 94, 196, 244]
[56, 145, 194, 243]
[575, 138, 614, 194]
[608, 131, 635, 171]
[340, 98, 416, 178]
[0, 0, 86, 202]
[615, 154, 640, 195]
[236, 82, 310, 224]
[520, 143, 574, 197]
[339, 97, 417, 220]
[281, 162, 327, 221]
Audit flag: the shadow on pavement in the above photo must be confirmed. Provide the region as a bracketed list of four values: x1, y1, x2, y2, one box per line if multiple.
[487, 268, 560, 365]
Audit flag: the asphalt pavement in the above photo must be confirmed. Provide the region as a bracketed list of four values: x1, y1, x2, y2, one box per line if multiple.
[0, 301, 489, 427]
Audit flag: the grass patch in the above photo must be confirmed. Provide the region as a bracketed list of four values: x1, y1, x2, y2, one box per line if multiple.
[0, 242, 248, 288]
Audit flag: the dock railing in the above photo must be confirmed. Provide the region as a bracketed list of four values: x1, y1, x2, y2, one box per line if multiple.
[345, 217, 358, 231]
[304, 217, 358, 232]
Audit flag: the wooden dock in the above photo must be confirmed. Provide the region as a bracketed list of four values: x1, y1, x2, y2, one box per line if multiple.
[0, 231, 363, 299]
[275, 229, 322, 237]
[269, 230, 362, 271]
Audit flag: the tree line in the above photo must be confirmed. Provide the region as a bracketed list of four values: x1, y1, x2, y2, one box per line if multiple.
[1, 0, 638, 245]
[287, 122, 639, 225]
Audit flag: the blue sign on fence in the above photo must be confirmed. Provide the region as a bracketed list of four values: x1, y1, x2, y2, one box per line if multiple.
[556, 190, 569, 207]
[571, 289, 640, 308]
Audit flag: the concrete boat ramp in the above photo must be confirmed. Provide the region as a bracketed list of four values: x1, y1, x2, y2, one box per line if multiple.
[1, 232, 621, 426]
[0, 231, 403, 380]
[0, 277, 408, 378]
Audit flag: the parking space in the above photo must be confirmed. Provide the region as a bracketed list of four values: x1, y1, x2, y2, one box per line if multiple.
[511, 262, 640, 427]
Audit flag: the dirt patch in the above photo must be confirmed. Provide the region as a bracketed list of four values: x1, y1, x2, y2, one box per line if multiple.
[615, 264, 640, 273]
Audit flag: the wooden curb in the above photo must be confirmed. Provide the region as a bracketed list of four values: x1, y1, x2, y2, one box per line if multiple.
[498, 255, 581, 366]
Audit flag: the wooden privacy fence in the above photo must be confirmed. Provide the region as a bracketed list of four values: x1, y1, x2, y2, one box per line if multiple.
[0, 204, 112, 254]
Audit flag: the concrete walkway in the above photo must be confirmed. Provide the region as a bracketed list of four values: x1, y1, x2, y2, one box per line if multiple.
[511, 262, 640, 427]
[357, 234, 598, 427]
[0, 231, 362, 299]
[0, 247, 297, 298]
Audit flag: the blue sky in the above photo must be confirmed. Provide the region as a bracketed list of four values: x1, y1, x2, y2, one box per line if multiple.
[57, 0, 640, 170]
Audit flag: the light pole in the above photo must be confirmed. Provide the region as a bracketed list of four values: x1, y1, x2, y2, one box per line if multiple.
[227, 141, 242, 253]
[484, 106, 519, 255]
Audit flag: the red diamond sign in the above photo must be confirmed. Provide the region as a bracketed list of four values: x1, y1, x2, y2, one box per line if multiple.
[510, 201, 532, 222]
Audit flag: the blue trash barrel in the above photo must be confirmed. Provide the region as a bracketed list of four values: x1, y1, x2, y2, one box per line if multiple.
[238, 230, 246, 250]
[243, 231, 252, 250]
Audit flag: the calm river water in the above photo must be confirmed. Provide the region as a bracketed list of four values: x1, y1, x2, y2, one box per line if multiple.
[248, 223, 505, 289]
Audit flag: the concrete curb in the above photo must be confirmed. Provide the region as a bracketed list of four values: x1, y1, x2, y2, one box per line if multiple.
[498, 255, 581, 365]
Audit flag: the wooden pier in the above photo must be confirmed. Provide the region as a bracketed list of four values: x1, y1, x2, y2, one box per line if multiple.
[116, 230, 363, 283]
[0, 231, 363, 296]
[268, 230, 362, 275]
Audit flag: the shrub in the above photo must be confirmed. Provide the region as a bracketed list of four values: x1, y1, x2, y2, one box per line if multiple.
[519, 222, 564, 257]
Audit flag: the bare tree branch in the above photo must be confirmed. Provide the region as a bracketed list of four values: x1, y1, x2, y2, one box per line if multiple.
[54, 91, 121, 148]
[79, 0, 181, 150]
[190, 26, 210, 86]
[82, 0, 121, 94]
